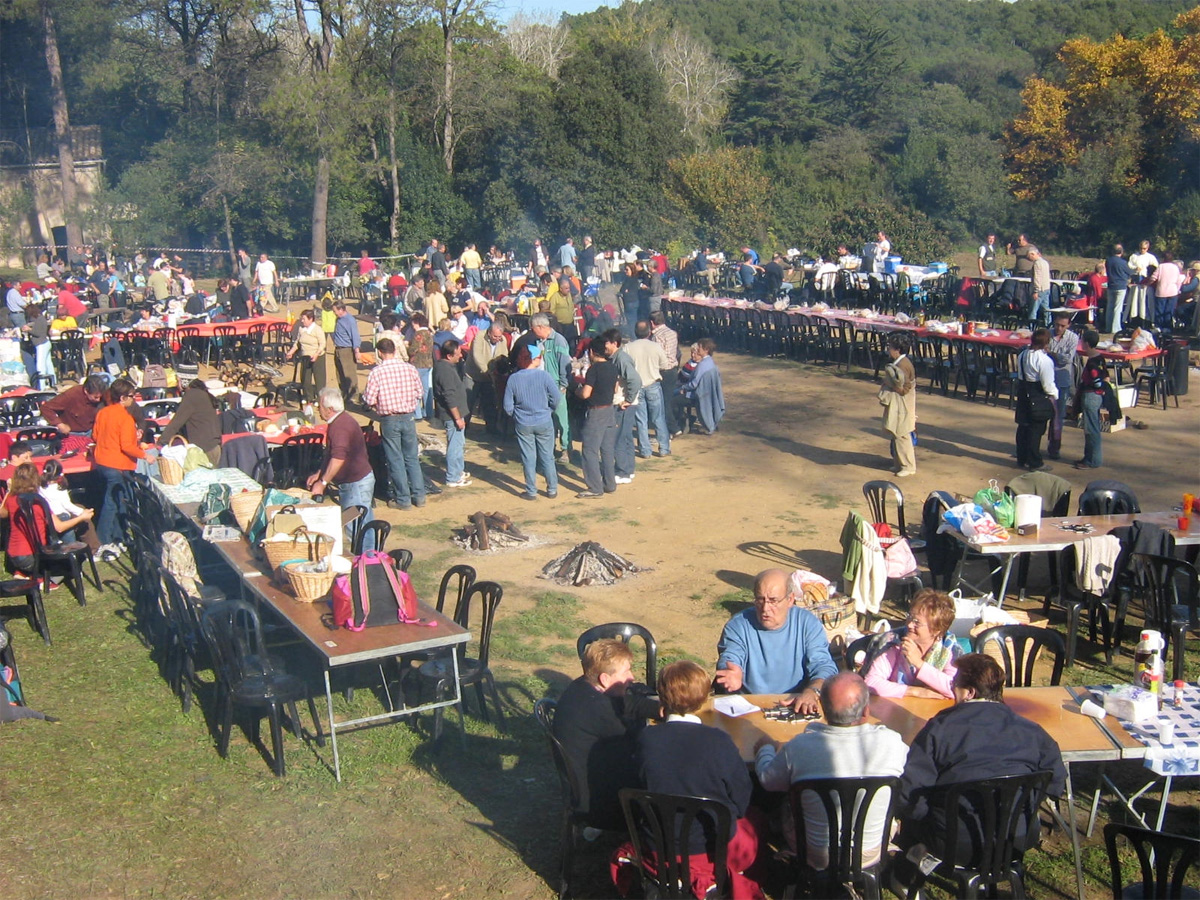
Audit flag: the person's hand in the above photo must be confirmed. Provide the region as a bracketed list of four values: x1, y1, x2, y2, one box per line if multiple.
[752, 735, 776, 755]
[901, 633, 925, 668]
[788, 688, 821, 716]
[714, 661, 743, 693]
[81, 509, 94, 520]
[56, 423, 71, 435]
[285, 348, 294, 359]
[306, 472, 321, 490]
[455, 415, 466, 431]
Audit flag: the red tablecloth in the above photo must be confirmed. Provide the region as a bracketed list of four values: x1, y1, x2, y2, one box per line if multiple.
[174, 316, 288, 337]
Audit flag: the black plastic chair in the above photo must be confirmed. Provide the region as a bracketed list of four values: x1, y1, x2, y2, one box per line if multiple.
[618, 788, 734, 899]
[535, 698, 601, 900]
[388, 548, 413, 572]
[13, 493, 100, 607]
[1055, 543, 1123, 666]
[160, 566, 209, 714]
[139, 399, 179, 420]
[575, 622, 657, 685]
[1133, 553, 1200, 682]
[1104, 822, 1200, 899]
[270, 433, 325, 489]
[843, 628, 900, 676]
[0, 578, 49, 645]
[397, 564, 474, 688]
[417, 581, 505, 742]
[199, 599, 322, 776]
[1133, 342, 1183, 410]
[862, 480, 910, 540]
[972, 624, 1066, 687]
[1078, 485, 1140, 516]
[904, 770, 1054, 900]
[352, 519, 390, 556]
[788, 775, 900, 900]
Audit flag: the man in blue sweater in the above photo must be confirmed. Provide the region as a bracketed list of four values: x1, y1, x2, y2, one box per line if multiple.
[715, 568, 839, 714]
[1105, 244, 1134, 334]
[503, 344, 560, 500]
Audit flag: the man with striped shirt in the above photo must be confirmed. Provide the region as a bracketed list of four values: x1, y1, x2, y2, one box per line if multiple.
[503, 344, 560, 500]
[363, 338, 427, 509]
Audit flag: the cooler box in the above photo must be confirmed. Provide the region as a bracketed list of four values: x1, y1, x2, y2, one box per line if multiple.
[510, 269, 527, 292]
[928, 262, 949, 274]
[884, 255, 903, 275]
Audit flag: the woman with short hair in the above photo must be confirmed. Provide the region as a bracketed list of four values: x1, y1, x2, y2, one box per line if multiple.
[865, 589, 960, 699]
[92, 378, 146, 560]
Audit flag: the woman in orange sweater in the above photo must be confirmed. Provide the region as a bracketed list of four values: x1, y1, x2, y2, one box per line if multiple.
[93, 378, 146, 561]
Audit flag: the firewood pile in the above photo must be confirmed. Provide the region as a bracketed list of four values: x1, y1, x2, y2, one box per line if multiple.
[540, 541, 645, 586]
[454, 511, 530, 552]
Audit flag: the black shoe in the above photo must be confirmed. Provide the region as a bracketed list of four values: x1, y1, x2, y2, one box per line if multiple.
[387, 499, 412, 510]
[546, 492, 558, 499]
[521, 493, 537, 501]
[424, 481, 443, 495]
[413, 498, 427, 507]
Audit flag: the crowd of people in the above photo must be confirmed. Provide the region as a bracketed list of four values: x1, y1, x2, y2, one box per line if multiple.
[558, 570, 1066, 899]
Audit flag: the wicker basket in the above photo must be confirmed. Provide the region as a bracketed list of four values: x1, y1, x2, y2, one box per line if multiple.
[283, 560, 337, 602]
[230, 490, 264, 532]
[158, 455, 184, 485]
[262, 527, 333, 569]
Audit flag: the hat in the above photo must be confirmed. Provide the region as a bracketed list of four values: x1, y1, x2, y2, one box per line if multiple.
[528, 344, 542, 360]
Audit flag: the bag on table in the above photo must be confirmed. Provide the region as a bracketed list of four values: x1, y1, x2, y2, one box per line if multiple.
[199, 483, 232, 524]
[331, 550, 435, 631]
[246, 490, 307, 545]
[974, 479, 1015, 529]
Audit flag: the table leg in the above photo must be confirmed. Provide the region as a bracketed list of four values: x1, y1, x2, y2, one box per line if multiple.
[1063, 762, 1086, 900]
[996, 555, 1016, 606]
[1154, 775, 1172, 831]
[325, 669, 341, 782]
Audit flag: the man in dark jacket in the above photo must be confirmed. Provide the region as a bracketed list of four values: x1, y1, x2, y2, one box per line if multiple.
[896, 654, 1066, 881]
[432, 339, 471, 488]
[159, 380, 222, 465]
[1105, 244, 1134, 333]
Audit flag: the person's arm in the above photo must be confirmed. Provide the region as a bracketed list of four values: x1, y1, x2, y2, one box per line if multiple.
[50, 506, 93, 533]
[1040, 731, 1068, 799]
[753, 740, 792, 792]
[502, 379, 516, 417]
[714, 618, 747, 692]
[119, 412, 147, 461]
[915, 659, 956, 699]
[864, 646, 908, 698]
[1038, 354, 1058, 398]
[40, 392, 70, 432]
[897, 720, 940, 818]
[543, 373, 559, 411]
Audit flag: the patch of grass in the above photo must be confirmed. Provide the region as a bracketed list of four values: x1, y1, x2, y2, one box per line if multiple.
[550, 512, 585, 531]
[656, 645, 709, 668]
[594, 507, 621, 522]
[626, 520, 640, 527]
[813, 492, 843, 510]
[398, 516, 458, 542]
[490, 592, 588, 664]
[712, 588, 753, 616]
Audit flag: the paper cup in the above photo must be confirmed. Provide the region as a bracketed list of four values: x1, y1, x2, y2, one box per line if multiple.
[1080, 699, 1106, 719]
[1159, 721, 1175, 745]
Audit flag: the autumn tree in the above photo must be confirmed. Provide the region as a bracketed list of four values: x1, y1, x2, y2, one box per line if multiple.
[665, 147, 768, 248]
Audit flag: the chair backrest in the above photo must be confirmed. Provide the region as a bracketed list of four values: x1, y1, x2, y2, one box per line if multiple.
[200, 598, 274, 688]
[1104, 822, 1200, 900]
[534, 698, 586, 814]
[436, 564, 476, 616]
[388, 548, 413, 572]
[862, 480, 906, 536]
[789, 775, 901, 893]
[140, 400, 178, 420]
[1133, 553, 1200, 634]
[618, 788, 733, 899]
[576, 623, 658, 686]
[462, 581, 503, 668]
[935, 770, 1053, 887]
[1078, 485, 1140, 516]
[972, 625, 1066, 687]
[159, 565, 204, 639]
[352, 519, 391, 555]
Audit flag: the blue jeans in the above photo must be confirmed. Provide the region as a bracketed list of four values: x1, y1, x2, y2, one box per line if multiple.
[337, 472, 376, 551]
[515, 420, 558, 496]
[1106, 287, 1127, 333]
[465, 268, 481, 290]
[1030, 289, 1051, 326]
[416, 367, 432, 420]
[633, 382, 670, 456]
[379, 413, 425, 506]
[614, 405, 636, 478]
[96, 465, 126, 545]
[1046, 367, 1073, 457]
[444, 420, 466, 483]
[1081, 391, 1103, 467]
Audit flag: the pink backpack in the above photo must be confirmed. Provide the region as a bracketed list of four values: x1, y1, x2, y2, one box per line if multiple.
[331, 550, 435, 631]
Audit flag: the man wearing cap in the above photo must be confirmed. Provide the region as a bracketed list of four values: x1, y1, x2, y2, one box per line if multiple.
[503, 343, 560, 500]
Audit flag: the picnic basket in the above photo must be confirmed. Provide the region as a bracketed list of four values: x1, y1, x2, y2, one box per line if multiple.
[230, 489, 264, 532]
[283, 560, 337, 602]
[262, 526, 333, 569]
[157, 454, 184, 485]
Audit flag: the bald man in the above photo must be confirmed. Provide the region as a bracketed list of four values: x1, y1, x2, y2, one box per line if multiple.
[754, 673, 909, 870]
[715, 568, 839, 714]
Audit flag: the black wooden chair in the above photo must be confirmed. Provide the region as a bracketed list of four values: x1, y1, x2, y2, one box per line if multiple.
[1104, 822, 1200, 899]
[618, 788, 735, 899]
[902, 770, 1054, 900]
[576, 622, 657, 685]
[788, 775, 900, 900]
[972, 624, 1067, 687]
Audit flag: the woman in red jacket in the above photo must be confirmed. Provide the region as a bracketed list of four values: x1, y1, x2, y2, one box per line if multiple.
[92, 378, 146, 561]
[2, 463, 93, 579]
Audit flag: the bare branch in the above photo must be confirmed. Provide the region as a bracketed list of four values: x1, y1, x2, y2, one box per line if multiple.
[649, 27, 738, 144]
[505, 9, 571, 80]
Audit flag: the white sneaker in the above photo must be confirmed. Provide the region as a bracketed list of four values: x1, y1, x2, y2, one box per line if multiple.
[446, 478, 473, 488]
[614, 475, 633, 485]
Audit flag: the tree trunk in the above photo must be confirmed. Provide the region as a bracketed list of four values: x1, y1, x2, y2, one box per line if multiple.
[40, 0, 82, 250]
[387, 94, 401, 252]
[442, 25, 455, 174]
[311, 153, 330, 266]
[222, 193, 236, 274]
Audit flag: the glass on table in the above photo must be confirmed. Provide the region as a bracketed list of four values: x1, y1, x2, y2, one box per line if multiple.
[1184, 493, 1194, 514]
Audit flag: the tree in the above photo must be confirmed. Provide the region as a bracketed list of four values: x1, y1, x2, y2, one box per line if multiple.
[818, 14, 906, 131]
[505, 10, 571, 80]
[39, 0, 83, 249]
[665, 147, 768, 248]
[650, 28, 738, 146]
[428, 0, 493, 174]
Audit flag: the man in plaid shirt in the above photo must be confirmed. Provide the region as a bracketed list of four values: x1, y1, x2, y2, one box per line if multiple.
[363, 338, 427, 509]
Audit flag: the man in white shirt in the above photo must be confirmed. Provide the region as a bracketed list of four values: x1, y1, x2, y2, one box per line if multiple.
[624, 321, 673, 458]
[1127, 239, 1157, 325]
[754, 673, 909, 871]
[1015, 328, 1058, 471]
[873, 231, 891, 274]
[978, 233, 998, 277]
[254, 252, 279, 312]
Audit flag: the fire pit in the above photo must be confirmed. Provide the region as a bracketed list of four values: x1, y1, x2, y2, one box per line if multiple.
[453, 511, 532, 552]
[540, 541, 645, 586]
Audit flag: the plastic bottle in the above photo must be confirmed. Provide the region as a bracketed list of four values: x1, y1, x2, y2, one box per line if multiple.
[1134, 630, 1165, 689]
[1174, 680, 1185, 710]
